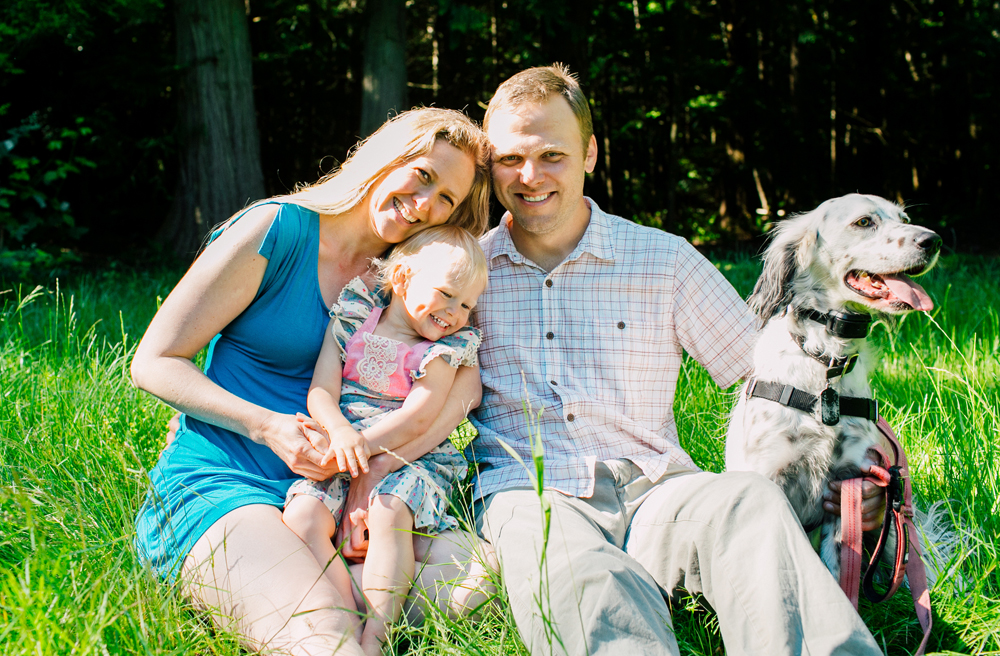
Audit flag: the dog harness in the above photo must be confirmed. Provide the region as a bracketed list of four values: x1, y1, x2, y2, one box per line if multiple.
[745, 377, 878, 425]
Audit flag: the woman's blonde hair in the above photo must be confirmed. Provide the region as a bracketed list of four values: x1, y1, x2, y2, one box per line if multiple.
[376, 224, 488, 297]
[283, 107, 491, 237]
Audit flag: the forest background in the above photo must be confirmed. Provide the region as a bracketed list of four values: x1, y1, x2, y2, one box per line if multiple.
[2, 0, 999, 272]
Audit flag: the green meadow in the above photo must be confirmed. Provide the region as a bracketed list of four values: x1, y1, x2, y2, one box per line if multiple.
[1, 254, 997, 655]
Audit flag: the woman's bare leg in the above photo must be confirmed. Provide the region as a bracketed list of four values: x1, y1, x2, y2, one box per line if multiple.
[182, 504, 365, 656]
[359, 495, 415, 656]
[282, 496, 359, 622]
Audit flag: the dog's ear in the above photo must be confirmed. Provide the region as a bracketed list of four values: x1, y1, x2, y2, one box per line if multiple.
[748, 216, 817, 326]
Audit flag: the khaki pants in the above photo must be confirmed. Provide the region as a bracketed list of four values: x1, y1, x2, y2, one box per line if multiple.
[477, 461, 881, 656]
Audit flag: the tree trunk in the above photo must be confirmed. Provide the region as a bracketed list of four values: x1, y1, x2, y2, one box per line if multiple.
[159, 0, 265, 259]
[360, 0, 407, 139]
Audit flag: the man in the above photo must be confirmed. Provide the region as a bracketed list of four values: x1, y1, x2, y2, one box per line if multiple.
[469, 64, 883, 655]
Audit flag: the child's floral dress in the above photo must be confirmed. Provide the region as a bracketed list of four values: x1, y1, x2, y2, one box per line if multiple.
[285, 277, 481, 533]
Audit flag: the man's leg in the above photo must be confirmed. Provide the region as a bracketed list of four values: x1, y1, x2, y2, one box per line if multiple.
[478, 475, 679, 656]
[625, 470, 881, 656]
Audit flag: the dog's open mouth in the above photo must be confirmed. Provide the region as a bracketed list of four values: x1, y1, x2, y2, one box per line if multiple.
[845, 269, 934, 311]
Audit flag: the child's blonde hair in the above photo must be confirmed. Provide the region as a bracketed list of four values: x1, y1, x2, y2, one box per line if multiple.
[377, 225, 488, 297]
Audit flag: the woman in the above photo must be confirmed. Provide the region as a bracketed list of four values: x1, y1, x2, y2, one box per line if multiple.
[131, 108, 494, 655]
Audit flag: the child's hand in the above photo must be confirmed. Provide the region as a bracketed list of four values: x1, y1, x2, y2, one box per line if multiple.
[321, 425, 371, 477]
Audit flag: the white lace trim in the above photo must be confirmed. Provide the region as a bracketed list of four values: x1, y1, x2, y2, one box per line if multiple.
[356, 332, 400, 394]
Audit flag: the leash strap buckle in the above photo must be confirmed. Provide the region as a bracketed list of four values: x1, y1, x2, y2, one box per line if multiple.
[888, 465, 904, 513]
[826, 353, 859, 379]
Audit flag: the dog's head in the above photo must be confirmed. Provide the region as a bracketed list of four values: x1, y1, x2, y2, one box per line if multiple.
[749, 194, 941, 325]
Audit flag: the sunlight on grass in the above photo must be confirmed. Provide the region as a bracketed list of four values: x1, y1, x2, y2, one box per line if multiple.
[1, 254, 997, 654]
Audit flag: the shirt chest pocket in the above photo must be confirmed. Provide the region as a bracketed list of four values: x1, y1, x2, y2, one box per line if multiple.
[569, 309, 661, 383]
[608, 314, 659, 370]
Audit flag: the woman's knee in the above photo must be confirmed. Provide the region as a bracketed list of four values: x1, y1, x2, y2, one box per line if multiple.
[180, 505, 362, 650]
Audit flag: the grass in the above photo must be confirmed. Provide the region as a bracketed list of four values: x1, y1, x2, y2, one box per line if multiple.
[1, 253, 998, 655]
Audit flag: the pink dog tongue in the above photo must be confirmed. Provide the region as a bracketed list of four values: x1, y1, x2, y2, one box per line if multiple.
[881, 274, 934, 311]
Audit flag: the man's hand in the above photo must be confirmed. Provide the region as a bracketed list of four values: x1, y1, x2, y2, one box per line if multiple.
[822, 462, 886, 533]
[165, 413, 181, 446]
[348, 508, 370, 552]
[335, 453, 392, 560]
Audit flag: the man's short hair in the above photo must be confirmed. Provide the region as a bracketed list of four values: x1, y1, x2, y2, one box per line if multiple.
[484, 63, 594, 152]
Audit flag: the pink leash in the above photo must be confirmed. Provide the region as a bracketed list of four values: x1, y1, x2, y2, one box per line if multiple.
[839, 417, 933, 654]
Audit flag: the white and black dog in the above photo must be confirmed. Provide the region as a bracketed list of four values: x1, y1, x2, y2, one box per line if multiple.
[726, 193, 941, 579]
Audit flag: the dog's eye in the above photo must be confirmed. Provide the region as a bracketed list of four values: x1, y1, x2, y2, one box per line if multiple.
[854, 216, 873, 228]
[899, 215, 911, 224]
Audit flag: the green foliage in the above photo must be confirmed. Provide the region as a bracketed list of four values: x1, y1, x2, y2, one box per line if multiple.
[5, 0, 1000, 261]
[0, 110, 95, 275]
[0, 0, 174, 272]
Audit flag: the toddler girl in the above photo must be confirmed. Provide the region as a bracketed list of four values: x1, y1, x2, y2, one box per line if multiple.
[282, 224, 488, 655]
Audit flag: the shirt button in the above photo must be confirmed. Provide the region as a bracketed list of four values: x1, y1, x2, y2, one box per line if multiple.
[545, 279, 553, 288]
[550, 380, 558, 386]
[546, 332, 554, 340]
[566, 413, 575, 422]
[618, 321, 626, 329]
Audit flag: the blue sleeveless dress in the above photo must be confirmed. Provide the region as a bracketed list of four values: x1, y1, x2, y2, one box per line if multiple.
[134, 202, 332, 581]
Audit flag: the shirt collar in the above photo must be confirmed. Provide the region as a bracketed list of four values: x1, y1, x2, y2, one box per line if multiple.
[485, 197, 616, 268]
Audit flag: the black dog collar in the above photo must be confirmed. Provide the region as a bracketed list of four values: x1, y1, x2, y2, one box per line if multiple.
[795, 308, 872, 339]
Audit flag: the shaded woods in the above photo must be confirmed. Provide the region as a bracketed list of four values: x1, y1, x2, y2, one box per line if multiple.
[2, 0, 998, 268]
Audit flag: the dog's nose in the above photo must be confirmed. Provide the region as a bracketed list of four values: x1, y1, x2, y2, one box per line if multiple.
[916, 232, 942, 253]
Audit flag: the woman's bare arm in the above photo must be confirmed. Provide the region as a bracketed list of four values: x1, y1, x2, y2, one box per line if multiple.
[131, 204, 333, 479]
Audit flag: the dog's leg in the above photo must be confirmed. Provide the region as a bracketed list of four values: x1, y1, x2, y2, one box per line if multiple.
[820, 516, 842, 580]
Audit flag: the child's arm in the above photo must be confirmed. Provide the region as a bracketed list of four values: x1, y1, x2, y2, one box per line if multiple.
[359, 356, 461, 453]
[306, 323, 371, 477]
[367, 363, 480, 465]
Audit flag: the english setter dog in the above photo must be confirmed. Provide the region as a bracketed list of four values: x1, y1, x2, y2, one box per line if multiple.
[726, 193, 941, 579]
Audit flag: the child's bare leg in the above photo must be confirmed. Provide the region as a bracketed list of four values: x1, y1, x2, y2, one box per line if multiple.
[360, 494, 415, 656]
[282, 495, 359, 626]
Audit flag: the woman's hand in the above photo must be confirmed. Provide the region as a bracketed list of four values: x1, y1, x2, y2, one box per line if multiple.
[297, 413, 330, 453]
[257, 412, 337, 481]
[335, 453, 392, 559]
